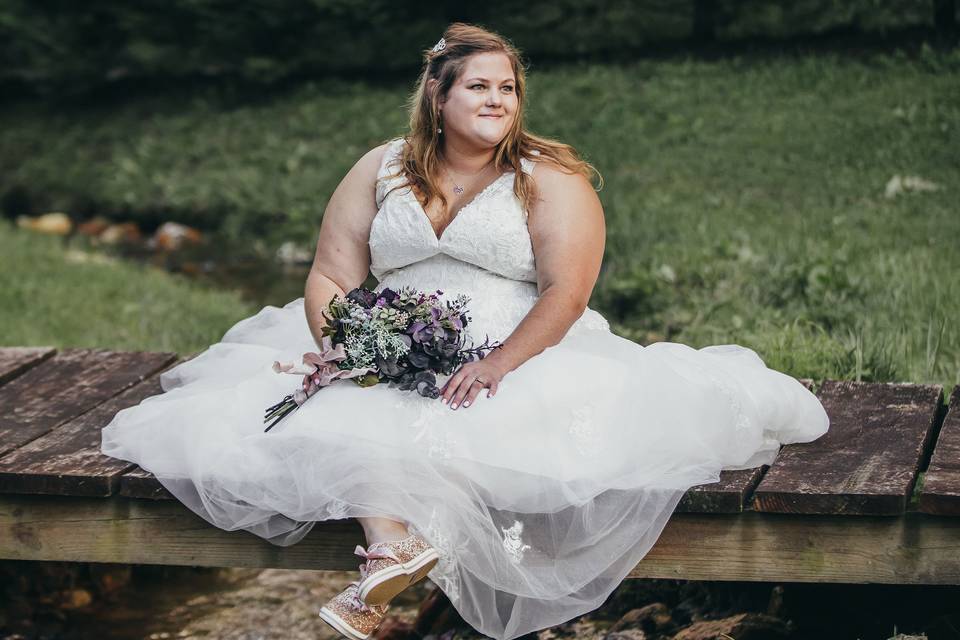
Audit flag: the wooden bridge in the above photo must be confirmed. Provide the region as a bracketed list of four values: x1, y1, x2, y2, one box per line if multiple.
[1, 346, 958, 585]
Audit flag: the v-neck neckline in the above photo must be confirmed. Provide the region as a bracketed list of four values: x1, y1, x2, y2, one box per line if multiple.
[408, 170, 513, 243]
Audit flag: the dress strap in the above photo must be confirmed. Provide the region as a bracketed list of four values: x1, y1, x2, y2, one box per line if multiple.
[376, 137, 406, 209]
[520, 149, 541, 176]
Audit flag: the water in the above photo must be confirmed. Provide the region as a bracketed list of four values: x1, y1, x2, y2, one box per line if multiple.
[104, 233, 313, 310]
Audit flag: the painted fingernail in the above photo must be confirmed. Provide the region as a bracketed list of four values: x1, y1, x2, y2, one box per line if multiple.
[441, 397, 447, 404]
[451, 403, 458, 409]
[463, 401, 470, 407]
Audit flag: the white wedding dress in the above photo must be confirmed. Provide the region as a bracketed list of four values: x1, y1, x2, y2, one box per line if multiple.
[100, 137, 830, 640]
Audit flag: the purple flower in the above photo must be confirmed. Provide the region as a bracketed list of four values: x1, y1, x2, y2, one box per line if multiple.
[266, 283, 502, 432]
[408, 321, 434, 344]
[377, 288, 399, 305]
[345, 287, 378, 308]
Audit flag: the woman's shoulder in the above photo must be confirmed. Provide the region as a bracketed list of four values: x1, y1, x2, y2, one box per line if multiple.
[329, 140, 403, 215]
[350, 138, 395, 175]
[523, 152, 571, 181]
[368, 137, 402, 167]
[524, 152, 597, 203]
[374, 137, 407, 175]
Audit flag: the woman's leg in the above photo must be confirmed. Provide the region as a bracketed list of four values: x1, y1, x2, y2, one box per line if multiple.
[357, 516, 410, 546]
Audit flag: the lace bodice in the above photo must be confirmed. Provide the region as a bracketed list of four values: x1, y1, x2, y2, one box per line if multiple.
[370, 136, 609, 344]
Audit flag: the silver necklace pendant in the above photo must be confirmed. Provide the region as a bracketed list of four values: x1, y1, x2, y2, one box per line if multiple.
[443, 161, 489, 198]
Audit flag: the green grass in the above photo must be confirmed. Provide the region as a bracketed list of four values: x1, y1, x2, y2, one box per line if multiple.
[1, 47, 958, 393]
[1, 222, 257, 355]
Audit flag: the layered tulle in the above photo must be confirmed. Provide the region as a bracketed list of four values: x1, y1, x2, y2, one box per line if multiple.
[101, 284, 828, 640]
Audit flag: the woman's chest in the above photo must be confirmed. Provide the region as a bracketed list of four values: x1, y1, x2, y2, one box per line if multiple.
[368, 181, 538, 283]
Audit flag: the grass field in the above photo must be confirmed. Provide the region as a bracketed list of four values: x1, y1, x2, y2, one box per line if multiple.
[0, 223, 257, 355]
[3, 46, 958, 393]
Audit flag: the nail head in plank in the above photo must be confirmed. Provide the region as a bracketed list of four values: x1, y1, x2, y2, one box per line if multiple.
[0, 347, 56, 386]
[0, 349, 177, 459]
[919, 385, 960, 516]
[753, 381, 942, 515]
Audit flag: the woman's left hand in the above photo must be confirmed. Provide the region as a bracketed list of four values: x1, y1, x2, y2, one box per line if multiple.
[440, 358, 505, 409]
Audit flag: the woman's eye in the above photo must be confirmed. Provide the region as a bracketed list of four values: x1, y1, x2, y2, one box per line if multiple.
[471, 84, 515, 92]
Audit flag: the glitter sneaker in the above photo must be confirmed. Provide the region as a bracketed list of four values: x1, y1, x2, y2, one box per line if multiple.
[354, 533, 440, 606]
[318, 573, 390, 640]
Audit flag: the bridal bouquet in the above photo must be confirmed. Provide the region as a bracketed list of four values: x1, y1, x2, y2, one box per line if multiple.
[264, 285, 502, 432]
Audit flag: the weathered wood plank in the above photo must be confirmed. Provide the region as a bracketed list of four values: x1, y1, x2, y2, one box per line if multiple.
[119, 466, 173, 500]
[676, 379, 813, 513]
[752, 381, 943, 515]
[632, 511, 960, 584]
[676, 467, 766, 513]
[919, 385, 960, 516]
[2, 495, 958, 584]
[0, 347, 56, 387]
[0, 360, 185, 496]
[0, 349, 177, 459]
[0, 494, 362, 570]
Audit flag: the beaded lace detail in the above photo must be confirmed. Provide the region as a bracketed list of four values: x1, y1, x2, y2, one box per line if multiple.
[370, 137, 610, 347]
[390, 379, 457, 462]
[413, 505, 467, 602]
[568, 399, 602, 459]
[501, 520, 533, 564]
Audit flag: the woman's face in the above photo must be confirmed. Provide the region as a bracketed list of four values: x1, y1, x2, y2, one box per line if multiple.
[437, 52, 518, 150]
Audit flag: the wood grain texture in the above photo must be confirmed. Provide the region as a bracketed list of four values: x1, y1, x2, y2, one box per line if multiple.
[632, 511, 960, 584]
[0, 349, 177, 459]
[0, 494, 363, 569]
[0, 358, 184, 496]
[0, 347, 56, 387]
[752, 381, 943, 515]
[118, 466, 174, 500]
[2, 495, 957, 584]
[919, 385, 960, 516]
[676, 467, 766, 513]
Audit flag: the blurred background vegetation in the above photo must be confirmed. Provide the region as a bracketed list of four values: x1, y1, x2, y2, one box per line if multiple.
[1, 1, 958, 396]
[1, 0, 954, 97]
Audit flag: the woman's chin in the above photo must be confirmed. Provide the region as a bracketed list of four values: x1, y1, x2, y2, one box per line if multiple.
[473, 128, 507, 146]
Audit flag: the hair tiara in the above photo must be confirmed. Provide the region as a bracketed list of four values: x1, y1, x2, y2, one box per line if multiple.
[431, 37, 446, 53]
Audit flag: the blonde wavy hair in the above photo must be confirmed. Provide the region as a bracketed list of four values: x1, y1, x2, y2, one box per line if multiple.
[380, 22, 603, 220]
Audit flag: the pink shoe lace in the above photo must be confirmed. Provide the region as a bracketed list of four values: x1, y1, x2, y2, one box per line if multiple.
[345, 543, 403, 613]
[346, 564, 376, 612]
[354, 542, 402, 565]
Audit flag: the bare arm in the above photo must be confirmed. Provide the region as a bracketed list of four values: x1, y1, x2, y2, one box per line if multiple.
[304, 142, 390, 348]
[484, 162, 606, 376]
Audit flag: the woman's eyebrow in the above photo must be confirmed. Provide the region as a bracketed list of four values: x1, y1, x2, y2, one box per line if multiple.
[465, 77, 515, 83]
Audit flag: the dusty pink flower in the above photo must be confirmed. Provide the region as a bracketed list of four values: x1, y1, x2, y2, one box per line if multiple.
[273, 334, 373, 406]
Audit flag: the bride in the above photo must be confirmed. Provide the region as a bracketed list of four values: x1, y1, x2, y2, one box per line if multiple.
[100, 22, 830, 640]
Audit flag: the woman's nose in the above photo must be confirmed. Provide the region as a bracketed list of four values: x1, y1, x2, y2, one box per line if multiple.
[486, 89, 501, 105]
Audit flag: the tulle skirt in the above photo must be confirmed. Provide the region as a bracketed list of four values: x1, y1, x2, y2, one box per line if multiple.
[100, 296, 829, 640]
